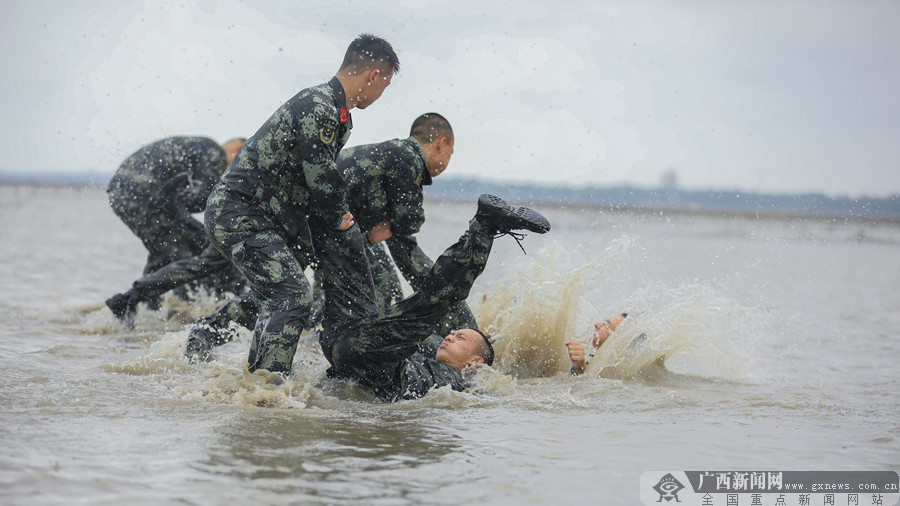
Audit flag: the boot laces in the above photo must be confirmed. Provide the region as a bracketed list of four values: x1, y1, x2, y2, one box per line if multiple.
[493, 230, 528, 254]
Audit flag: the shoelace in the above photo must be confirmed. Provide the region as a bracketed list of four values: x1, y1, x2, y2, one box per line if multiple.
[494, 231, 528, 254]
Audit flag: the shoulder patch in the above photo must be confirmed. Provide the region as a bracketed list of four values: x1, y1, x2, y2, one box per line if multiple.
[320, 122, 337, 145]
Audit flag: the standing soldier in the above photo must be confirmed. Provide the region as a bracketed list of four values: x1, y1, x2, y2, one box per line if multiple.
[204, 34, 399, 374]
[107, 136, 245, 277]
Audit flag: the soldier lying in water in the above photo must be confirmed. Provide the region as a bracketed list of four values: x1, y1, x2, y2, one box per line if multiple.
[565, 313, 666, 375]
[285, 194, 550, 402]
[564, 313, 627, 375]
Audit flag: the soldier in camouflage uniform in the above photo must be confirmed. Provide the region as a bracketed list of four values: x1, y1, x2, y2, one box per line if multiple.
[105, 138, 245, 324]
[340, 112, 477, 333]
[340, 113, 448, 304]
[204, 34, 399, 374]
[107, 136, 245, 275]
[324, 194, 551, 402]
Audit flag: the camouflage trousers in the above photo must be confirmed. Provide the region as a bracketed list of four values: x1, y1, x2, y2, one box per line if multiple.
[323, 220, 493, 371]
[205, 194, 378, 374]
[128, 244, 246, 303]
[109, 192, 207, 275]
[380, 234, 479, 336]
[365, 241, 403, 309]
[330, 240, 479, 349]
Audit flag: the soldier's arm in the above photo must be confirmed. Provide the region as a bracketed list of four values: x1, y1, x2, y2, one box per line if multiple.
[383, 149, 426, 237]
[297, 108, 350, 230]
[185, 142, 227, 213]
[340, 148, 386, 234]
[386, 234, 434, 291]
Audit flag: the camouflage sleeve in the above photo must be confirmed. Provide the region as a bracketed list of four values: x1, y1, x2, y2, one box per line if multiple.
[383, 150, 426, 237]
[386, 234, 434, 290]
[341, 148, 385, 234]
[295, 107, 350, 229]
[185, 142, 226, 213]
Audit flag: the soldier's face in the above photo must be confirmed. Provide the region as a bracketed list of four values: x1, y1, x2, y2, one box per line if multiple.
[435, 329, 485, 371]
[355, 67, 393, 109]
[428, 137, 454, 178]
[591, 314, 626, 348]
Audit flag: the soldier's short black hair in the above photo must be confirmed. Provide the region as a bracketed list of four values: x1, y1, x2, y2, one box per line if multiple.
[340, 33, 400, 74]
[472, 329, 494, 366]
[410, 113, 453, 144]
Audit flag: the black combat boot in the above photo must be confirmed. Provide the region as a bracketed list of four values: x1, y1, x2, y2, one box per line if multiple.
[184, 316, 239, 363]
[475, 194, 551, 235]
[105, 291, 139, 329]
[184, 324, 217, 363]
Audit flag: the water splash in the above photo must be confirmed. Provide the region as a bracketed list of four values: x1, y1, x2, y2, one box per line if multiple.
[472, 235, 753, 383]
[478, 236, 634, 378]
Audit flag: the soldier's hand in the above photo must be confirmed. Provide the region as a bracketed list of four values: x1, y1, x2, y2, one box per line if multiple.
[367, 219, 393, 243]
[564, 341, 586, 375]
[337, 212, 355, 231]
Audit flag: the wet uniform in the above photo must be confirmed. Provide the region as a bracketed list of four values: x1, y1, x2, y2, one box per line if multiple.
[340, 137, 477, 333]
[107, 136, 225, 274]
[204, 77, 378, 374]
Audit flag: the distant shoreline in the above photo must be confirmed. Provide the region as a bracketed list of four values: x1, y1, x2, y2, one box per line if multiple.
[3, 176, 898, 224]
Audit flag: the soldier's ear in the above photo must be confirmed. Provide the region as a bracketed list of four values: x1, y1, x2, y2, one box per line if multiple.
[366, 67, 380, 85]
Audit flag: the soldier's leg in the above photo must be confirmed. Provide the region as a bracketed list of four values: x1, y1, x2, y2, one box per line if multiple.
[106, 244, 236, 325]
[109, 196, 170, 274]
[387, 234, 479, 333]
[309, 224, 380, 366]
[370, 220, 494, 341]
[195, 262, 246, 299]
[310, 224, 379, 326]
[205, 196, 319, 373]
[365, 241, 404, 309]
[369, 194, 551, 345]
[433, 302, 479, 336]
[207, 208, 316, 373]
[132, 244, 231, 301]
[228, 231, 315, 373]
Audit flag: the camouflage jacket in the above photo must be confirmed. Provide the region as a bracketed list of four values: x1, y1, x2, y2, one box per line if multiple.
[107, 136, 225, 213]
[390, 334, 468, 402]
[216, 77, 352, 237]
[340, 137, 431, 238]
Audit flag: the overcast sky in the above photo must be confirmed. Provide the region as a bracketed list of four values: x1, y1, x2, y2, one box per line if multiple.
[2, 0, 898, 197]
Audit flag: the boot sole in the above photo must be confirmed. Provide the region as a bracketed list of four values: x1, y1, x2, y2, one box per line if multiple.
[478, 194, 551, 234]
